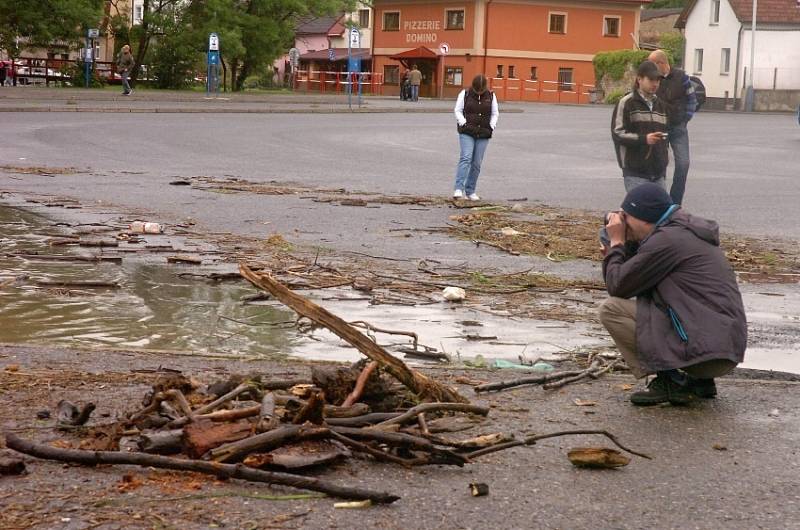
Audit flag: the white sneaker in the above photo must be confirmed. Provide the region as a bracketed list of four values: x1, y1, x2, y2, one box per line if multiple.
[467, 193, 481, 201]
[453, 189, 463, 199]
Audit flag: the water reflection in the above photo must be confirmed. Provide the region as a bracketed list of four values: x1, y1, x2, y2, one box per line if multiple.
[0, 205, 297, 356]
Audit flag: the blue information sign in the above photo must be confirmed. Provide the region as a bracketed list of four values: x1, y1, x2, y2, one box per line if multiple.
[328, 48, 336, 62]
[348, 56, 361, 73]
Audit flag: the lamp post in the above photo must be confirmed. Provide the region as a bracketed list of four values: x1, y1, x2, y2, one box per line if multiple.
[745, 0, 757, 111]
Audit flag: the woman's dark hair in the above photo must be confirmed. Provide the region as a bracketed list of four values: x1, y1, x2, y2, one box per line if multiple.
[471, 74, 488, 94]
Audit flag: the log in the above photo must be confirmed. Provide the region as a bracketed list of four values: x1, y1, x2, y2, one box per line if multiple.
[183, 420, 253, 459]
[292, 390, 325, 425]
[325, 413, 402, 427]
[4, 432, 398, 503]
[36, 281, 120, 289]
[373, 403, 490, 429]
[168, 405, 261, 429]
[257, 392, 279, 433]
[5, 253, 122, 264]
[195, 383, 256, 415]
[140, 429, 184, 454]
[208, 425, 328, 463]
[342, 361, 379, 407]
[473, 369, 586, 393]
[239, 264, 467, 403]
[330, 427, 468, 467]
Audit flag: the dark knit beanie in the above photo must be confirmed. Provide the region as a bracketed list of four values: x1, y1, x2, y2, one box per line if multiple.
[621, 183, 674, 223]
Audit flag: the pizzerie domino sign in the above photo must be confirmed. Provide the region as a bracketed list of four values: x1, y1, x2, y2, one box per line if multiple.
[403, 19, 441, 44]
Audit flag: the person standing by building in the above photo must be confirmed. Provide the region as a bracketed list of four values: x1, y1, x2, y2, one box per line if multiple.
[598, 183, 746, 405]
[453, 74, 499, 201]
[408, 64, 422, 101]
[116, 45, 135, 96]
[648, 49, 697, 205]
[611, 61, 669, 192]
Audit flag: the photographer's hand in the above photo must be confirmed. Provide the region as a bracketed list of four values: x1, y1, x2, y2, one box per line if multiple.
[606, 212, 627, 247]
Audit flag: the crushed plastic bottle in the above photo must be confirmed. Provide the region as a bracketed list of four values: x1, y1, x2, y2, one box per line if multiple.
[129, 221, 164, 234]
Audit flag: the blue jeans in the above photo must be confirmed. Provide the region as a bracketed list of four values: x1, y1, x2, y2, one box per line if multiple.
[667, 124, 690, 204]
[410, 85, 419, 101]
[121, 71, 131, 94]
[454, 134, 490, 195]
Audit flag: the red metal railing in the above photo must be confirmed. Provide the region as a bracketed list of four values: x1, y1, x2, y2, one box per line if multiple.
[293, 70, 384, 95]
[489, 77, 595, 104]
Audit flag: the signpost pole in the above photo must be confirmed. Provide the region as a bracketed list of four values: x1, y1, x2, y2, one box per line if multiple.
[347, 33, 352, 110]
[84, 33, 90, 88]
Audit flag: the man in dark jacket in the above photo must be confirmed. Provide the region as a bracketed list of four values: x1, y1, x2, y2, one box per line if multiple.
[649, 49, 697, 205]
[599, 183, 747, 405]
[611, 61, 669, 192]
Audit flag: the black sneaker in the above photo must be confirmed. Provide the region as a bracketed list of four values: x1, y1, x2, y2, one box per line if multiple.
[630, 374, 696, 406]
[688, 377, 717, 399]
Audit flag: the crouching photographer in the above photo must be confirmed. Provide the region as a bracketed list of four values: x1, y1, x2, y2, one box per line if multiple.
[598, 184, 747, 406]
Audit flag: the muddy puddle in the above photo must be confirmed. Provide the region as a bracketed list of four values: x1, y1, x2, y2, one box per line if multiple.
[0, 204, 605, 365]
[1, 202, 798, 373]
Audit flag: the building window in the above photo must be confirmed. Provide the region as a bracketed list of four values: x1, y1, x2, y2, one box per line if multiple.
[603, 16, 620, 37]
[694, 48, 704, 74]
[445, 66, 463, 86]
[508, 65, 516, 78]
[549, 13, 567, 34]
[530, 66, 538, 80]
[134, 4, 144, 24]
[359, 9, 370, 29]
[384, 65, 399, 85]
[720, 48, 731, 75]
[710, 0, 720, 24]
[496, 64, 504, 78]
[558, 68, 574, 91]
[445, 9, 465, 30]
[383, 11, 399, 31]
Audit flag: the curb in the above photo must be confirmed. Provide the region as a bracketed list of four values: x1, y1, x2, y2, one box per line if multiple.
[0, 106, 526, 114]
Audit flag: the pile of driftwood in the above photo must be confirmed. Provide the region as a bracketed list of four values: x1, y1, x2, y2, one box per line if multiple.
[5, 265, 649, 503]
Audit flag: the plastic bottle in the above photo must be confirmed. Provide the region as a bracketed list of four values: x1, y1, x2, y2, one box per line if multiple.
[129, 221, 164, 234]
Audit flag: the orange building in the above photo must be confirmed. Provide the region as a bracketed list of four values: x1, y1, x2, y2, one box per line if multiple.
[371, 0, 651, 102]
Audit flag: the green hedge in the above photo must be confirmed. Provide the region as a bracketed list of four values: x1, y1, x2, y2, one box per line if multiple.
[593, 50, 649, 83]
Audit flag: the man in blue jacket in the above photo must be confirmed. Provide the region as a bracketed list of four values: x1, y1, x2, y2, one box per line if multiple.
[599, 184, 747, 405]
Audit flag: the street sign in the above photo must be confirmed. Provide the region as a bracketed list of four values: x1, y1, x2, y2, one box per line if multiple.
[348, 56, 361, 73]
[208, 33, 219, 51]
[288, 47, 300, 68]
[349, 27, 361, 49]
[328, 48, 336, 61]
[439, 42, 450, 55]
[87, 28, 99, 39]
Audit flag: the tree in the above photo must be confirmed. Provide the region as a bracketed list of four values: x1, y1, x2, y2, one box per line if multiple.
[0, 0, 105, 59]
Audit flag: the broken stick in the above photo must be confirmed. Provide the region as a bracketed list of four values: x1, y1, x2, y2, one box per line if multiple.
[239, 263, 467, 403]
[4, 432, 399, 503]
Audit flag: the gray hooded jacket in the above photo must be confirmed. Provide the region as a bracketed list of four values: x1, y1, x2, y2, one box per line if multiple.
[603, 209, 747, 373]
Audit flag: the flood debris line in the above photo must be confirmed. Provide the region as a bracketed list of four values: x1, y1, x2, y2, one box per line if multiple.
[474, 356, 625, 393]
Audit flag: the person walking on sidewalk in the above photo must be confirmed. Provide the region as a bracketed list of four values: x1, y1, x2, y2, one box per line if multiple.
[611, 61, 669, 193]
[452, 74, 499, 201]
[649, 49, 698, 205]
[408, 64, 422, 102]
[116, 45, 135, 96]
[598, 183, 747, 406]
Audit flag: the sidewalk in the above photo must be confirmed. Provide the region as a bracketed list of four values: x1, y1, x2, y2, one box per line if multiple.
[0, 86, 525, 114]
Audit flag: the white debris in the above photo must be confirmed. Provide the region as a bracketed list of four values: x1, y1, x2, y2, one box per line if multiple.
[442, 286, 466, 302]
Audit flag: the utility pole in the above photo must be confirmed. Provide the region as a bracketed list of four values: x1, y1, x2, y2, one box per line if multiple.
[745, 0, 757, 111]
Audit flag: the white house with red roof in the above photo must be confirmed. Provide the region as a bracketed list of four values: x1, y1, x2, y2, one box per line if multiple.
[676, 0, 800, 109]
